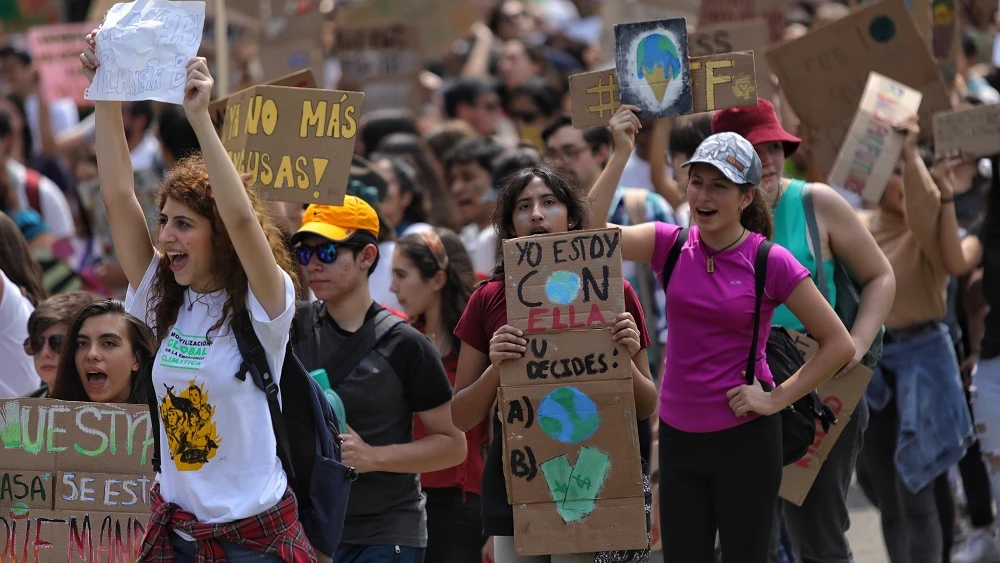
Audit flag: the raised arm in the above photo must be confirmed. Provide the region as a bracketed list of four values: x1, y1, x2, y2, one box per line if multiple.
[182, 58, 287, 319]
[82, 31, 154, 288]
[588, 105, 641, 228]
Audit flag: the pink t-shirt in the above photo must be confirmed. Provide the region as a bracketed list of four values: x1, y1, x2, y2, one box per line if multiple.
[653, 223, 810, 433]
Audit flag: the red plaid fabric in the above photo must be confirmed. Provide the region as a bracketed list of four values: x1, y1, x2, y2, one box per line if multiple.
[139, 485, 317, 563]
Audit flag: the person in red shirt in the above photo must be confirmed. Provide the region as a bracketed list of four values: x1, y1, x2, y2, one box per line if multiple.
[451, 165, 658, 562]
[391, 228, 489, 562]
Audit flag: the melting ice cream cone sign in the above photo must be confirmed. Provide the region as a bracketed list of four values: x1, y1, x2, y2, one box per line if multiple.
[614, 18, 693, 118]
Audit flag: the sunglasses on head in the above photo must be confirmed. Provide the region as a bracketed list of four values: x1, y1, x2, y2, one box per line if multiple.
[296, 242, 340, 266]
[24, 334, 65, 356]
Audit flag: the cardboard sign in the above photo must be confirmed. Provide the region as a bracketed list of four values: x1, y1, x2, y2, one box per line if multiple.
[85, 0, 206, 105]
[209, 69, 318, 129]
[27, 22, 99, 106]
[0, 399, 154, 562]
[614, 18, 693, 119]
[570, 51, 757, 128]
[933, 104, 1000, 159]
[502, 228, 625, 334]
[697, 0, 786, 44]
[335, 23, 423, 114]
[500, 228, 644, 555]
[599, 0, 700, 62]
[931, 0, 960, 84]
[342, 0, 478, 58]
[778, 332, 874, 505]
[690, 19, 772, 100]
[860, 0, 932, 41]
[220, 85, 364, 205]
[766, 0, 949, 176]
[828, 72, 923, 203]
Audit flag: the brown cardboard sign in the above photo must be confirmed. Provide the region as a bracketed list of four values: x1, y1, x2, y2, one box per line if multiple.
[220, 85, 364, 205]
[691, 20, 773, 100]
[513, 496, 649, 556]
[499, 330, 630, 387]
[335, 23, 423, 114]
[209, 69, 318, 130]
[570, 52, 757, 128]
[933, 104, 1000, 159]
[778, 332, 874, 505]
[0, 508, 149, 561]
[342, 0, 478, 58]
[0, 399, 153, 562]
[502, 228, 625, 334]
[697, 0, 786, 44]
[828, 72, 923, 203]
[54, 472, 153, 514]
[766, 0, 949, 176]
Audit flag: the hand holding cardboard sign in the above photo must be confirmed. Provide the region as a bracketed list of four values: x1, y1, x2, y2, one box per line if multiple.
[490, 325, 527, 368]
[929, 154, 960, 200]
[608, 105, 643, 157]
[183, 58, 214, 118]
[894, 115, 921, 162]
[727, 376, 780, 417]
[611, 312, 641, 357]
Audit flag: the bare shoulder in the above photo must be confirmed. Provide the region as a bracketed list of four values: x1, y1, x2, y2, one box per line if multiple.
[807, 182, 856, 218]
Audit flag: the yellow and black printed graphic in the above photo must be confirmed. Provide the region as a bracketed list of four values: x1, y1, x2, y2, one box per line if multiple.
[159, 379, 221, 471]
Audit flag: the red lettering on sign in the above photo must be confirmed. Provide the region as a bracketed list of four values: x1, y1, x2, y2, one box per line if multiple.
[526, 305, 606, 332]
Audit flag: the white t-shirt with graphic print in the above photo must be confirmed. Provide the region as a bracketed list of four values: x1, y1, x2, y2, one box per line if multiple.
[126, 252, 295, 523]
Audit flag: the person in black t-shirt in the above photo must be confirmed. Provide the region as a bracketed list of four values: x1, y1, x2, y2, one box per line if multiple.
[289, 196, 467, 563]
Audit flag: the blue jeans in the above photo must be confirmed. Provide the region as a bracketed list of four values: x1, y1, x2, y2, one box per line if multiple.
[169, 535, 284, 562]
[335, 544, 426, 563]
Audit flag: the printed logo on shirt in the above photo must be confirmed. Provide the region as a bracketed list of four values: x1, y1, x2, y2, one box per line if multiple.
[159, 379, 222, 471]
[159, 329, 210, 370]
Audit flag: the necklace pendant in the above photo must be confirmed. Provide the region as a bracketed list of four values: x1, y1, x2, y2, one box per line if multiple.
[707, 256, 715, 273]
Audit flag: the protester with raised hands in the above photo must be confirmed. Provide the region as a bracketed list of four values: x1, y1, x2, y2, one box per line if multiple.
[588, 105, 853, 563]
[81, 32, 313, 563]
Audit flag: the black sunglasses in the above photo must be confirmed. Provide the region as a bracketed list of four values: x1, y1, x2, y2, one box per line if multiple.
[24, 334, 65, 356]
[296, 242, 339, 266]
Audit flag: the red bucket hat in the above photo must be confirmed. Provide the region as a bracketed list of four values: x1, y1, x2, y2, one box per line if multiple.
[711, 99, 801, 158]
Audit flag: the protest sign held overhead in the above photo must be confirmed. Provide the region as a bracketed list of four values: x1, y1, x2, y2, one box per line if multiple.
[570, 51, 757, 128]
[766, 0, 949, 176]
[615, 18, 693, 119]
[0, 398, 154, 562]
[933, 104, 1000, 159]
[220, 85, 364, 205]
[690, 19, 773, 99]
[209, 69, 318, 130]
[335, 24, 423, 114]
[84, 0, 206, 105]
[500, 228, 645, 556]
[779, 333, 873, 505]
[828, 72, 923, 203]
[503, 228, 625, 333]
[27, 22, 99, 105]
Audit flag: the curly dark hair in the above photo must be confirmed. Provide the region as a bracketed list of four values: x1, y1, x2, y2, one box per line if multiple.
[147, 156, 299, 343]
[488, 165, 588, 281]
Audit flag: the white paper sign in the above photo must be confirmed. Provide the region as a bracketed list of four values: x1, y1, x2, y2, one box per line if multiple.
[84, 0, 205, 104]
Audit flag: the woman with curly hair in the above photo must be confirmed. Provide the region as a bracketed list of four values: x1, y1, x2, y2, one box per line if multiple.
[81, 32, 312, 563]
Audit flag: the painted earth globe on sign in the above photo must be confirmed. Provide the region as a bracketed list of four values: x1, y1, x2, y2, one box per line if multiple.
[636, 33, 681, 103]
[538, 387, 601, 444]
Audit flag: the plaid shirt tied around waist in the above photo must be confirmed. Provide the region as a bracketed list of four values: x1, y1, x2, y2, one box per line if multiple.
[139, 485, 317, 563]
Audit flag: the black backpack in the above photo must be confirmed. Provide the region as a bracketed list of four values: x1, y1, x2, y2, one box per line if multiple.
[144, 310, 356, 559]
[663, 228, 836, 465]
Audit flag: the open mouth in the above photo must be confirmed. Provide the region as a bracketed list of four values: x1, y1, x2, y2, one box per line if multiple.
[84, 369, 108, 388]
[530, 226, 549, 235]
[696, 208, 718, 219]
[167, 251, 189, 272]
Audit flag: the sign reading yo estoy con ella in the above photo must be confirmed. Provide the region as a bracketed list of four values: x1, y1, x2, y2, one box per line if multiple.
[220, 85, 365, 206]
[503, 228, 625, 334]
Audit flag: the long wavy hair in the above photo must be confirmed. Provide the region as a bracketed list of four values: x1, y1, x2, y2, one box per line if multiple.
[395, 228, 474, 352]
[488, 165, 589, 281]
[0, 211, 46, 306]
[147, 156, 299, 343]
[51, 299, 154, 405]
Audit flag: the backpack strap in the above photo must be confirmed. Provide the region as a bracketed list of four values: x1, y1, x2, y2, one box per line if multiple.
[800, 183, 830, 303]
[320, 308, 404, 389]
[143, 363, 163, 473]
[662, 227, 690, 289]
[232, 309, 296, 481]
[745, 240, 773, 384]
[24, 169, 41, 214]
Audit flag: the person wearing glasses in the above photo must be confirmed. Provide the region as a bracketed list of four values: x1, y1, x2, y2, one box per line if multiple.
[290, 196, 467, 563]
[22, 291, 97, 397]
